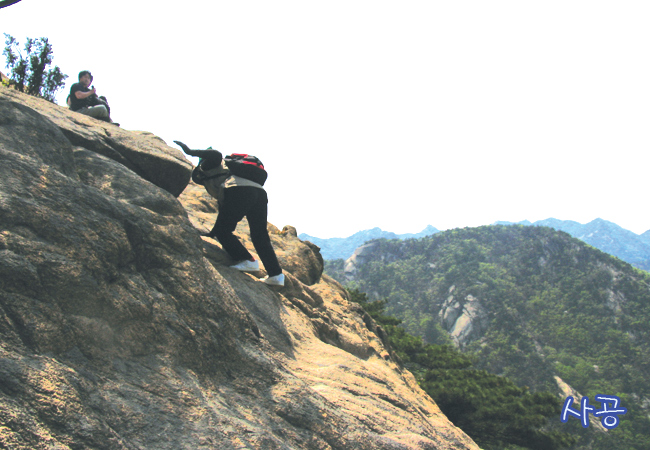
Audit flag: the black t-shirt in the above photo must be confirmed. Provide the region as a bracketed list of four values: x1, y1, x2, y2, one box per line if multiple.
[69, 82, 91, 111]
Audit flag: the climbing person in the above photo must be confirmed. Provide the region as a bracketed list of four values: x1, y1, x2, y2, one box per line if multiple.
[174, 141, 285, 287]
[69, 70, 118, 125]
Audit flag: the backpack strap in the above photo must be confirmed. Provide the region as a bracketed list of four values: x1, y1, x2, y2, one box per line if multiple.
[192, 162, 230, 185]
[202, 170, 231, 181]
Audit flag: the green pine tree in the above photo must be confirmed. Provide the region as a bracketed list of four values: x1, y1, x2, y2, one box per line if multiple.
[347, 288, 576, 450]
[3, 34, 67, 102]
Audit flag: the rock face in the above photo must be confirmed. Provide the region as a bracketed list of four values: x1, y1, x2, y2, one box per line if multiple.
[0, 87, 192, 197]
[343, 241, 382, 278]
[438, 289, 488, 347]
[0, 87, 478, 449]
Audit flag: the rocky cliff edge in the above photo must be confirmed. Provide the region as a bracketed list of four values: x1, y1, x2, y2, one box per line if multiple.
[0, 87, 478, 450]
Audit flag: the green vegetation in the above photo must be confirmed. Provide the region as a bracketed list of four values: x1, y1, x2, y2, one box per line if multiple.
[3, 34, 68, 102]
[331, 226, 650, 449]
[324, 258, 345, 283]
[348, 288, 576, 450]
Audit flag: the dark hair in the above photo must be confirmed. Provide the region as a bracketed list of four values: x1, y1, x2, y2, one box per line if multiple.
[78, 70, 93, 81]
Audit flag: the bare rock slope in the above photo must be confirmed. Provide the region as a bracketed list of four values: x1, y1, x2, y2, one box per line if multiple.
[0, 87, 478, 450]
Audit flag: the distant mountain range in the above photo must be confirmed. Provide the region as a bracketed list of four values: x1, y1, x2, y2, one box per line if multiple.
[301, 219, 650, 271]
[496, 218, 650, 271]
[299, 225, 440, 260]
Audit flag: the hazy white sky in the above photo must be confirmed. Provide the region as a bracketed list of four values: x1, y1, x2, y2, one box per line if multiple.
[4, 0, 649, 237]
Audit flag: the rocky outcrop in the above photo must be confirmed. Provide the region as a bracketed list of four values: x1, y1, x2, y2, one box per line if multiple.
[438, 288, 488, 348]
[0, 87, 191, 197]
[0, 87, 478, 449]
[343, 241, 381, 279]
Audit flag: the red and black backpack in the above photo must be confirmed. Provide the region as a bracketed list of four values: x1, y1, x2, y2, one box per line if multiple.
[224, 153, 267, 186]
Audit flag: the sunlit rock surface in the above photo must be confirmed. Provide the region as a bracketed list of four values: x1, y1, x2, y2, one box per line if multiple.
[0, 87, 478, 449]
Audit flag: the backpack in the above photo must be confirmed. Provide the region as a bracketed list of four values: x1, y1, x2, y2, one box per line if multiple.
[224, 153, 267, 186]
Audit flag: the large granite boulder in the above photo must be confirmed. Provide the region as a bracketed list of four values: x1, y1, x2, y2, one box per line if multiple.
[0, 86, 191, 197]
[0, 87, 479, 450]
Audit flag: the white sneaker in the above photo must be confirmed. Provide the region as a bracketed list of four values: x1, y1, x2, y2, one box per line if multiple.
[262, 273, 285, 286]
[230, 259, 260, 272]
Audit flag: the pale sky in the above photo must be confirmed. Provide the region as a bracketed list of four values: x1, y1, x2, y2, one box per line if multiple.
[3, 0, 649, 237]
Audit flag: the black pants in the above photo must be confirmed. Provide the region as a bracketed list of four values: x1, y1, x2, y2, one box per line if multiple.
[212, 187, 282, 277]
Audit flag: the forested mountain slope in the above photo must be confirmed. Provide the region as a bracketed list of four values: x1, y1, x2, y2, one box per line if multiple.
[334, 225, 650, 449]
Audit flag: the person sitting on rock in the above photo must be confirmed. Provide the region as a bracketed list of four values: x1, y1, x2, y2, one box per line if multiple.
[174, 141, 285, 287]
[69, 70, 118, 125]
